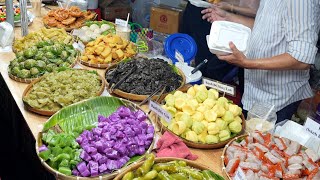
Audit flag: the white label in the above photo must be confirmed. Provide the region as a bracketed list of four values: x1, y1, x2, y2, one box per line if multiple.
[72, 42, 79, 50]
[78, 41, 85, 53]
[73, 42, 85, 53]
[175, 49, 184, 63]
[152, 133, 161, 150]
[234, 167, 247, 180]
[304, 117, 320, 139]
[203, 78, 236, 96]
[149, 100, 172, 123]
[115, 18, 128, 27]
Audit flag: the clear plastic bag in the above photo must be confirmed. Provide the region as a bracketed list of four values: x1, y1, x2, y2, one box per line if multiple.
[246, 102, 277, 133]
[0, 22, 14, 49]
[130, 0, 155, 28]
[137, 39, 164, 57]
[274, 119, 320, 155]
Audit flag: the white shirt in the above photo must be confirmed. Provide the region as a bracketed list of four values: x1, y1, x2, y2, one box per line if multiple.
[243, 0, 320, 111]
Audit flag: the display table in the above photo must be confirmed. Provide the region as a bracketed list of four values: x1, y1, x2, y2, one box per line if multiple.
[0, 6, 226, 179]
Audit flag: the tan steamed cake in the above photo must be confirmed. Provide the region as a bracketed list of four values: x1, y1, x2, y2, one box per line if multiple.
[23, 70, 102, 112]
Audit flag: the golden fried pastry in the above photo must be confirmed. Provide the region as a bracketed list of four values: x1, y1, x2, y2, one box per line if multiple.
[83, 11, 96, 20]
[56, 22, 66, 28]
[53, 9, 69, 21]
[61, 17, 76, 25]
[44, 16, 58, 27]
[69, 21, 81, 29]
[69, 22, 78, 29]
[76, 16, 86, 24]
[47, 9, 57, 17]
[69, 6, 83, 17]
[44, 7, 96, 30]
[72, 20, 83, 29]
[47, 17, 58, 27]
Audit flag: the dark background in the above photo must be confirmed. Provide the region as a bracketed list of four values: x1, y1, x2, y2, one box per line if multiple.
[0, 74, 54, 180]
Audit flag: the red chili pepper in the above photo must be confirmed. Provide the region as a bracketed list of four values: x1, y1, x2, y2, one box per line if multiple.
[229, 158, 240, 174]
[302, 169, 310, 176]
[263, 133, 272, 147]
[224, 156, 229, 165]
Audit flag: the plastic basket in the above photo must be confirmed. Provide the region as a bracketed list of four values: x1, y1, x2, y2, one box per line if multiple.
[129, 22, 153, 43]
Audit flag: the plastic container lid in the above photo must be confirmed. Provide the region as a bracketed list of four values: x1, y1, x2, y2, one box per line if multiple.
[164, 33, 197, 65]
[189, 0, 212, 8]
[175, 62, 202, 84]
[207, 21, 251, 55]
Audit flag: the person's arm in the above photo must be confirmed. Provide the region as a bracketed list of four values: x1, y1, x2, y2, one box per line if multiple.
[218, 42, 310, 70]
[216, 2, 258, 17]
[201, 7, 255, 29]
[217, 0, 319, 70]
[225, 12, 255, 29]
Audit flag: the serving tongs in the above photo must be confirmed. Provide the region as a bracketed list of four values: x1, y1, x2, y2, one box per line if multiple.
[139, 84, 166, 106]
[109, 65, 137, 93]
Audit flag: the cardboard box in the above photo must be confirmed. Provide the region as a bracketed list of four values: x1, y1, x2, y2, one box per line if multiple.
[100, 0, 131, 21]
[150, 6, 183, 34]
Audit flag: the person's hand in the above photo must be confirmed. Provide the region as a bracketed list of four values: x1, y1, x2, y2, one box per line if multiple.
[217, 42, 248, 67]
[201, 7, 228, 23]
[215, 2, 232, 11]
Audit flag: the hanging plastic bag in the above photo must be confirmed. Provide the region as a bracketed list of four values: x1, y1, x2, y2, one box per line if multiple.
[0, 22, 14, 52]
[130, 0, 155, 28]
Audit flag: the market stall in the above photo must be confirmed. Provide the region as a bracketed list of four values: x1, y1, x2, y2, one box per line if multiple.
[0, 3, 229, 180]
[1, 1, 320, 180]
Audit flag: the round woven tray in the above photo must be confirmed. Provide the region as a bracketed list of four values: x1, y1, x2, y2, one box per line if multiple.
[221, 134, 248, 180]
[44, 23, 82, 32]
[35, 97, 156, 180]
[22, 69, 106, 116]
[43, 13, 97, 32]
[104, 64, 187, 102]
[79, 59, 118, 69]
[8, 56, 78, 84]
[221, 134, 311, 179]
[114, 157, 215, 180]
[156, 114, 246, 149]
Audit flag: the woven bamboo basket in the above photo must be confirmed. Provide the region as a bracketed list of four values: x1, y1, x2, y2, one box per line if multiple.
[22, 69, 106, 116]
[221, 134, 248, 180]
[221, 133, 312, 179]
[79, 60, 118, 69]
[114, 157, 217, 180]
[8, 56, 79, 83]
[104, 64, 187, 102]
[35, 97, 156, 180]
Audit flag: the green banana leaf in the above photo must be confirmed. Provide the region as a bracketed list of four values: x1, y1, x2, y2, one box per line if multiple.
[43, 96, 124, 133]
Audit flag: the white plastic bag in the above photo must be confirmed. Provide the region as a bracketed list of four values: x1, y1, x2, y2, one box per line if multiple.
[0, 22, 14, 49]
[274, 120, 320, 155]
